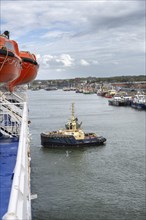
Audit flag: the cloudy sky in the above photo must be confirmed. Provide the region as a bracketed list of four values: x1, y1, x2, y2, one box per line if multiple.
[0, 0, 145, 79]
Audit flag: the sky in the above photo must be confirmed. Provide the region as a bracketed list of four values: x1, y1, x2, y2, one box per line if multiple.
[0, 0, 145, 80]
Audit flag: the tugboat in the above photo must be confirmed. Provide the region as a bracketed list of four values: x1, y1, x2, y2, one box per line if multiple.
[41, 103, 106, 147]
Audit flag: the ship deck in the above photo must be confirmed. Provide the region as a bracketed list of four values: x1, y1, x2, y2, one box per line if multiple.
[0, 139, 18, 219]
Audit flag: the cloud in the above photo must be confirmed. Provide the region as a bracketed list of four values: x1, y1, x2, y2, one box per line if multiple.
[80, 59, 90, 66]
[58, 54, 74, 67]
[37, 53, 74, 70]
[1, 0, 145, 79]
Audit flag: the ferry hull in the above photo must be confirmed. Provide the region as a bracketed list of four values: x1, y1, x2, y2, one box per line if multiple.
[0, 90, 32, 220]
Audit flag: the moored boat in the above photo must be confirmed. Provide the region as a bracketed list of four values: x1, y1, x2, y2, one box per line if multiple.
[41, 103, 106, 147]
[0, 31, 22, 84]
[8, 51, 39, 92]
[108, 94, 132, 106]
[131, 92, 146, 110]
[105, 88, 117, 98]
[63, 87, 71, 91]
[97, 86, 108, 97]
[83, 88, 94, 94]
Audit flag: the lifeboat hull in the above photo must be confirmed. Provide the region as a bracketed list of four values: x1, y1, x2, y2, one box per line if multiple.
[0, 50, 21, 83]
[9, 51, 39, 92]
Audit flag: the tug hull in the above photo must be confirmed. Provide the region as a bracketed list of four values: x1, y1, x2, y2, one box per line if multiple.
[41, 133, 106, 148]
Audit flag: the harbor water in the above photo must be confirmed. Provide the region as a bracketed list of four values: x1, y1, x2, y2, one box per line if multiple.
[28, 90, 145, 220]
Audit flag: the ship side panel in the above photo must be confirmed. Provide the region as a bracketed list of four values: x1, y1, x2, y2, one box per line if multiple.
[0, 140, 18, 219]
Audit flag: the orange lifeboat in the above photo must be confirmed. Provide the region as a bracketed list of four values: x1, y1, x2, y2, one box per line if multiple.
[9, 51, 39, 92]
[0, 31, 22, 83]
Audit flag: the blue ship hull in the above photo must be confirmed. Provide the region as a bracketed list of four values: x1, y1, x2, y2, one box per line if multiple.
[0, 139, 18, 219]
[131, 102, 146, 110]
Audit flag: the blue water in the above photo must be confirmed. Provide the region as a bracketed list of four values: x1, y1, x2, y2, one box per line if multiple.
[28, 90, 146, 220]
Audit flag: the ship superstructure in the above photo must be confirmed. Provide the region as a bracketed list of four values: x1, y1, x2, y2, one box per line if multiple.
[0, 31, 39, 220]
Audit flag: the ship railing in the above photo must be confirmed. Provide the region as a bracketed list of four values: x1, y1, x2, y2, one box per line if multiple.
[0, 101, 24, 136]
[1, 103, 22, 124]
[0, 125, 19, 137]
[1, 98, 23, 117]
[3, 102, 31, 220]
[0, 86, 28, 103]
[11, 86, 28, 102]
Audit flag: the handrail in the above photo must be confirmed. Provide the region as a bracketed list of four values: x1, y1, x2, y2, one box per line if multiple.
[3, 102, 31, 220]
[0, 100, 23, 136]
[13, 92, 25, 101]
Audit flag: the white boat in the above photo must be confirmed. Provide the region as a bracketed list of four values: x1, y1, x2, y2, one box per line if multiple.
[131, 92, 146, 110]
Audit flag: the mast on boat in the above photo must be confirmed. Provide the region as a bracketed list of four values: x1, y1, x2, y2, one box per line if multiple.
[71, 102, 76, 131]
